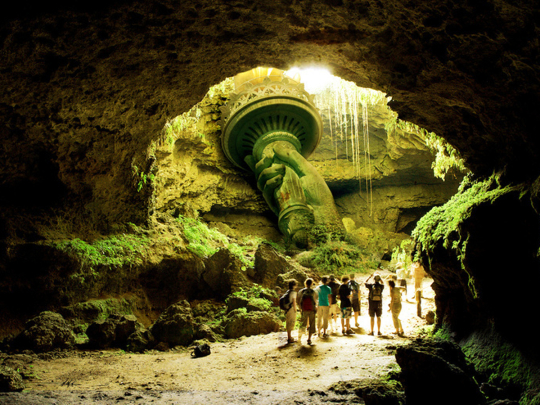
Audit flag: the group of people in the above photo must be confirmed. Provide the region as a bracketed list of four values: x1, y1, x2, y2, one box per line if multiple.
[281, 267, 423, 345]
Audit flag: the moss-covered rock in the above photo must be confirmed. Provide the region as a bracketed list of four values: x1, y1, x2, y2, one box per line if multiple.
[15, 311, 74, 353]
[395, 339, 485, 405]
[461, 328, 540, 405]
[86, 313, 145, 350]
[150, 300, 195, 347]
[223, 309, 280, 339]
[0, 365, 25, 392]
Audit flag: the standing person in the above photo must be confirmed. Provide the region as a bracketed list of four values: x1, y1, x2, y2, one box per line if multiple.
[410, 261, 426, 301]
[297, 278, 318, 345]
[388, 279, 405, 336]
[348, 274, 361, 327]
[282, 280, 298, 344]
[339, 276, 354, 335]
[365, 273, 384, 335]
[327, 275, 341, 333]
[316, 276, 332, 338]
[396, 262, 408, 299]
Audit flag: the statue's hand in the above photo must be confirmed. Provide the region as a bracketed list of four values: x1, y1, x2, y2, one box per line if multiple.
[247, 142, 343, 233]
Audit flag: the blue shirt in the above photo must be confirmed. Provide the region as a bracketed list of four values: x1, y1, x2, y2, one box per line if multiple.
[317, 284, 332, 306]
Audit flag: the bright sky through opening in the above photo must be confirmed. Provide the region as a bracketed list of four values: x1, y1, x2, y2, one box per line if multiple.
[286, 67, 334, 94]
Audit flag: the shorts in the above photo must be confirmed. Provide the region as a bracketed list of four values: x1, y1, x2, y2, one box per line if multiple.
[329, 303, 339, 317]
[368, 300, 382, 318]
[285, 308, 296, 332]
[341, 306, 352, 319]
[300, 310, 316, 334]
[352, 298, 360, 313]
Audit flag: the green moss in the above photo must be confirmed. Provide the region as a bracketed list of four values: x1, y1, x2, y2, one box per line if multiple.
[53, 234, 151, 283]
[412, 172, 523, 297]
[461, 331, 539, 404]
[176, 215, 258, 268]
[413, 173, 519, 253]
[299, 239, 372, 275]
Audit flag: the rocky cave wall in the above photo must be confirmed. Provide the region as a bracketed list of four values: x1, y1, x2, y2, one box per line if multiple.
[1, 0, 540, 369]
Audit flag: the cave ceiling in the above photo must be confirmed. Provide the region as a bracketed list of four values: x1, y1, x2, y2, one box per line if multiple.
[1, 0, 539, 224]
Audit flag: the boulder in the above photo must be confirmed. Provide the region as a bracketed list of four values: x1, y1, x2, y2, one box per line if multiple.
[425, 310, 435, 325]
[15, 311, 74, 352]
[59, 298, 134, 324]
[150, 300, 195, 346]
[226, 296, 249, 313]
[395, 340, 485, 405]
[192, 300, 226, 320]
[276, 267, 309, 289]
[202, 249, 249, 300]
[0, 366, 25, 392]
[246, 298, 271, 313]
[86, 313, 144, 349]
[253, 243, 294, 287]
[223, 309, 280, 339]
[194, 324, 219, 342]
[126, 329, 155, 353]
[331, 379, 405, 405]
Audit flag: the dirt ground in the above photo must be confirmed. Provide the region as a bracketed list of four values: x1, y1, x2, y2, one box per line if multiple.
[0, 274, 435, 405]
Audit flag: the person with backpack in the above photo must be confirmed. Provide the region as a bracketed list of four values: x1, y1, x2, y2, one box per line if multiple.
[327, 275, 341, 334]
[280, 279, 298, 344]
[316, 276, 332, 338]
[339, 276, 354, 335]
[365, 272, 384, 336]
[297, 278, 318, 345]
[348, 274, 361, 327]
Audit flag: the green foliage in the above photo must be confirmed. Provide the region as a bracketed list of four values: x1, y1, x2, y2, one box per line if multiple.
[385, 115, 468, 181]
[177, 215, 227, 258]
[309, 224, 344, 245]
[390, 239, 414, 270]
[176, 215, 257, 267]
[132, 165, 155, 192]
[53, 234, 150, 282]
[226, 285, 279, 317]
[424, 132, 468, 180]
[228, 284, 276, 302]
[412, 173, 522, 298]
[300, 240, 373, 275]
[413, 173, 520, 254]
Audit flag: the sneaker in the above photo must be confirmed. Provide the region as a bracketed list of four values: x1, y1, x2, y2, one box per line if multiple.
[323, 333, 329, 338]
[347, 329, 355, 335]
[307, 339, 312, 345]
[368, 331, 374, 336]
[378, 331, 382, 336]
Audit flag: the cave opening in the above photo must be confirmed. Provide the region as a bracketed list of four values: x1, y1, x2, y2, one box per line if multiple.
[155, 65, 467, 262]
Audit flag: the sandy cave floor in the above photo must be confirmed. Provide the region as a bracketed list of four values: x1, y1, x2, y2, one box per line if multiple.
[0, 276, 435, 405]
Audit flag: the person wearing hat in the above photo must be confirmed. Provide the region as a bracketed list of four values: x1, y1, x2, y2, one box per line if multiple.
[365, 272, 385, 335]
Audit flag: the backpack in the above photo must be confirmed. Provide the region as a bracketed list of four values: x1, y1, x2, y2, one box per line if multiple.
[300, 288, 316, 311]
[191, 343, 211, 358]
[279, 290, 292, 311]
[349, 280, 360, 298]
[370, 283, 383, 301]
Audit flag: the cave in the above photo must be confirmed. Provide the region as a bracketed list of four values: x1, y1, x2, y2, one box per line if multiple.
[1, 0, 539, 404]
